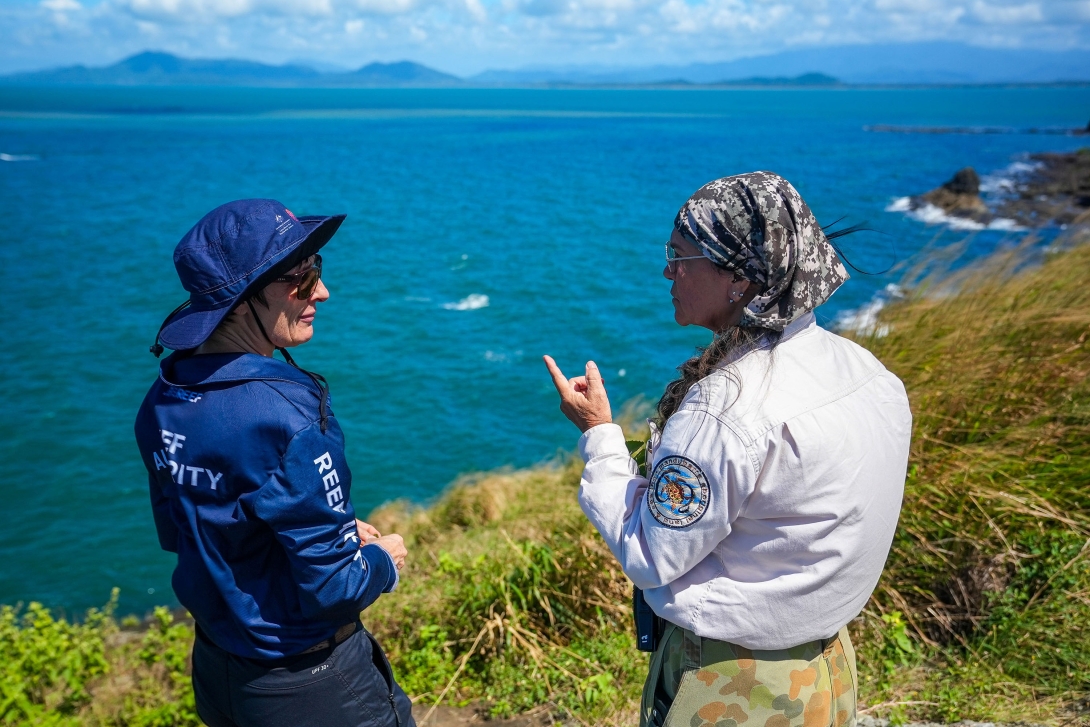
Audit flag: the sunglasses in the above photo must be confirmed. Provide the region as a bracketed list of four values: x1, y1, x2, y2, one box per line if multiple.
[275, 254, 323, 299]
[665, 243, 707, 272]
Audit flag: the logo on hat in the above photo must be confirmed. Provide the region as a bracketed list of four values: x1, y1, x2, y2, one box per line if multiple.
[275, 213, 294, 236]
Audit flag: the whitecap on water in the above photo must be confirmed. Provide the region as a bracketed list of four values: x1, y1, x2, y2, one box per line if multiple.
[443, 293, 489, 311]
[1, 153, 39, 162]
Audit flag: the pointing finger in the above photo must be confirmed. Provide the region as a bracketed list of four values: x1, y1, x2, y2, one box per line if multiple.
[585, 360, 604, 386]
[543, 355, 571, 398]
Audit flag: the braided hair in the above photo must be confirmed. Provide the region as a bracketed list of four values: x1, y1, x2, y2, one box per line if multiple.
[655, 324, 780, 424]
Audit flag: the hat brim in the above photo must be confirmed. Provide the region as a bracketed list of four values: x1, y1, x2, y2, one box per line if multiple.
[157, 213, 346, 352]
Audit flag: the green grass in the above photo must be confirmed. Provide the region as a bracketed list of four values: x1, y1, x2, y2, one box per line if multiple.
[4, 235, 1090, 725]
[843, 238, 1090, 724]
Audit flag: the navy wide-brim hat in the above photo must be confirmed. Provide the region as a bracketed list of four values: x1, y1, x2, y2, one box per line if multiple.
[156, 199, 345, 352]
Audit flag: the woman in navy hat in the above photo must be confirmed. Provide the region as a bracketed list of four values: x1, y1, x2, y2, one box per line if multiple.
[135, 199, 416, 727]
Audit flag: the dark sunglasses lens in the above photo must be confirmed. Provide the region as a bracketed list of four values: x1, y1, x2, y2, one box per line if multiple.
[298, 268, 320, 298]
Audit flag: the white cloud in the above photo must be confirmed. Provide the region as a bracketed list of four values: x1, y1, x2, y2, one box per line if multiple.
[41, 0, 83, 11]
[123, 0, 336, 20]
[352, 0, 422, 15]
[970, 0, 1042, 23]
[0, 0, 1086, 75]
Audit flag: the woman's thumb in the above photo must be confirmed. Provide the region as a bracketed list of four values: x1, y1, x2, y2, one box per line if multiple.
[585, 361, 605, 390]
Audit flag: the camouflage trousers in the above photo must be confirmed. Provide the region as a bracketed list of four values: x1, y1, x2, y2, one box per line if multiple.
[639, 622, 857, 727]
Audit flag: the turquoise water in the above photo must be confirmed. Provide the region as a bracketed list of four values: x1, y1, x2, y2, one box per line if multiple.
[2, 85, 1088, 617]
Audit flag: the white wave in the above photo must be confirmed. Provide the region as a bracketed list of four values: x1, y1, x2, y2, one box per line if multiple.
[442, 293, 489, 311]
[887, 199, 1024, 232]
[834, 283, 904, 338]
[979, 160, 1042, 196]
[0, 153, 38, 162]
[484, 348, 522, 363]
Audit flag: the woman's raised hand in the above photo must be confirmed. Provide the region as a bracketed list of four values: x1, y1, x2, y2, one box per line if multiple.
[543, 355, 613, 433]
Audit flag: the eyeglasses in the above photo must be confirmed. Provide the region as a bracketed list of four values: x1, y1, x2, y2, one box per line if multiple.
[665, 244, 707, 272]
[276, 254, 323, 299]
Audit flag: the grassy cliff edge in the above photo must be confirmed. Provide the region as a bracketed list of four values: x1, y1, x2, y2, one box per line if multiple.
[4, 235, 1090, 726]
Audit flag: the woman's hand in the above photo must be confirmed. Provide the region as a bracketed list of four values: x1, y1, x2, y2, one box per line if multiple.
[355, 519, 381, 543]
[372, 533, 407, 571]
[543, 356, 613, 433]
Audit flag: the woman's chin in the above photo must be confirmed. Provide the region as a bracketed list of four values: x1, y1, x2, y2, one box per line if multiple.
[288, 326, 315, 346]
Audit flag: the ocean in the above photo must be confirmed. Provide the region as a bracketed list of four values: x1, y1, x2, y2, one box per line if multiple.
[1, 84, 1088, 617]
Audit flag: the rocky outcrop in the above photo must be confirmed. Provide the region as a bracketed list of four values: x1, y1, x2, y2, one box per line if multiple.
[903, 149, 1090, 230]
[921, 167, 991, 220]
[907, 167, 992, 224]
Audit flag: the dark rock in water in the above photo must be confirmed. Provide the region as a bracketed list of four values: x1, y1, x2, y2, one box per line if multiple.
[942, 167, 981, 195]
[911, 167, 991, 223]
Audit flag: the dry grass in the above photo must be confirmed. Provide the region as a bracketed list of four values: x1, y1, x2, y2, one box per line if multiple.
[845, 234, 1090, 724]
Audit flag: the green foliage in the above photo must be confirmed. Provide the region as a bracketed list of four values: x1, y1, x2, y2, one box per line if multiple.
[0, 590, 114, 725]
[119, 608, 199, 727]
[367, 465, 645, 724]
[0, 591, 198, 727]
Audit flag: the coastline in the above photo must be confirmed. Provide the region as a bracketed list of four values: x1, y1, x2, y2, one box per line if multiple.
[6, 212, 1090, 725]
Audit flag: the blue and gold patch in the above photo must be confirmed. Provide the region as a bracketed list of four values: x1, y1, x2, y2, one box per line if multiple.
[646, 455, 710, 528]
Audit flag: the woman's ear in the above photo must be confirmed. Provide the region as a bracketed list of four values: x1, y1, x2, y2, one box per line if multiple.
[726, 278, 750, 304]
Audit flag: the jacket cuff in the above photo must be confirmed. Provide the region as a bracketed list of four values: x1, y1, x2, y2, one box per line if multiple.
[360, 543, 399, 593]
[578, 423, 629, 463]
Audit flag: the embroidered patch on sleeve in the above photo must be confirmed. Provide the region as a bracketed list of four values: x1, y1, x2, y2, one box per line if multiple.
[646, 455, 710, 528]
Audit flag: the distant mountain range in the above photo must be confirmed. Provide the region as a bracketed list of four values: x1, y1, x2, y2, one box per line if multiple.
[3, 43, 1089, 88]
[0, 52, 460, 87]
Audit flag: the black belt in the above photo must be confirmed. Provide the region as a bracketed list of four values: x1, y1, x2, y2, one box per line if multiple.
[198, 621, 362, 668]
[298, 622, 359, 655]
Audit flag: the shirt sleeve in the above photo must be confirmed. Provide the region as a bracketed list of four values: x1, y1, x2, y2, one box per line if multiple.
[252, 423, 397, 624]
[577, 408, 756, 589]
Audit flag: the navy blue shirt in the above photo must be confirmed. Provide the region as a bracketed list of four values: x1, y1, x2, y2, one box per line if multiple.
[135, 352, 396, 660]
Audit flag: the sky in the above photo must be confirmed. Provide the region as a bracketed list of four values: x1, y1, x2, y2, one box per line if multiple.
[1, 0, 1089, 76]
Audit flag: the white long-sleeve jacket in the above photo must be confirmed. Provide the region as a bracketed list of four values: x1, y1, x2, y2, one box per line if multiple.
[578, 313, 911, 650]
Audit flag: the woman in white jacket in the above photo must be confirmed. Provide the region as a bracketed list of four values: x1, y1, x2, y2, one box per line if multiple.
[545, 171, 911, 727]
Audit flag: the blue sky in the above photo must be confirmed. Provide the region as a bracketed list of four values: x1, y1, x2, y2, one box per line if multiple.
[1, 0, 1088, 75]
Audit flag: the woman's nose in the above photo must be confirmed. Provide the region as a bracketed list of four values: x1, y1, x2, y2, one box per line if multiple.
[313, 279, 330, 302]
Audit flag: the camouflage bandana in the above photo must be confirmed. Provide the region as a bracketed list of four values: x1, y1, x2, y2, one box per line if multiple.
[674, 171, 849, 332]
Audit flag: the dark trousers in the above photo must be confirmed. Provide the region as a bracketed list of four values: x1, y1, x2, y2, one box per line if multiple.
[192, 624, 416, 727]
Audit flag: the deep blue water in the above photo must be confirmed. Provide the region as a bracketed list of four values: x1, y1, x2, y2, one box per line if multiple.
[1, 85, 1088, 617]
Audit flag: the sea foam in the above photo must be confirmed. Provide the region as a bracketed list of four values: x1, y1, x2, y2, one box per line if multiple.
[1, 153, 39, 162]
[443, 294, 490, 311]
[885, 198, 1023, 232]
[834, 284, 905, 338]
